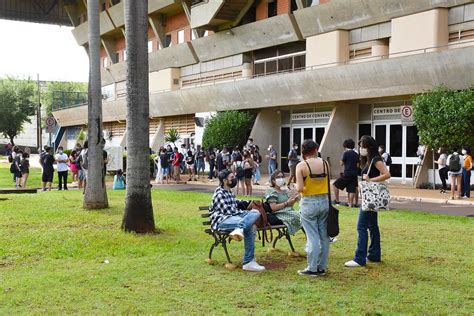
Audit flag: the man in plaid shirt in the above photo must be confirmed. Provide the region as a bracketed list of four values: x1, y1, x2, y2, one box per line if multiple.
[209, 169, 265, 272]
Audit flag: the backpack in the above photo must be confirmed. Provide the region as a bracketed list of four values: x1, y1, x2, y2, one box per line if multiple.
[236, 161, 245, 178]
[8, 154, 13, 163]
[448, 154, 461, 172]
[385, 154, 392, 166]
[10, 163, 16, 173]
[178, 152, 184, 163]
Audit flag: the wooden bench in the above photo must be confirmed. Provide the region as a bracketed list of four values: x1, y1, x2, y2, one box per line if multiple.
[0, 188, 37, 194]
[199, 206, 299, 269]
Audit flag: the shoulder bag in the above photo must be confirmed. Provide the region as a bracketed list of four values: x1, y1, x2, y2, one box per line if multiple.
[324, 161, 339, 238]
[360, 158, 390, 211]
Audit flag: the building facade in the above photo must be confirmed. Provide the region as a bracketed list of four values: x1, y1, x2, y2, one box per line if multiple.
[51, 0, 474, 184]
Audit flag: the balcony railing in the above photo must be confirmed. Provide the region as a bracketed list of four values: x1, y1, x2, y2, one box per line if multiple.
[52, 39, 474, 112]
[52, 91, 88, 111]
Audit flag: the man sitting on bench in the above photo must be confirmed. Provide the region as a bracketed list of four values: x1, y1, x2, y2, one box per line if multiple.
[210, 169, 265, 272]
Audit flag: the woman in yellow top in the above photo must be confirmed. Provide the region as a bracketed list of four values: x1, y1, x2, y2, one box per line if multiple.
[461, 146, 472, 199]
[295, 139, 330, 277]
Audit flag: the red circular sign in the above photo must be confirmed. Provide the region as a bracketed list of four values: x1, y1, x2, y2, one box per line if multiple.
[401, 106, 412, 118]
[45, 116, 56, 127]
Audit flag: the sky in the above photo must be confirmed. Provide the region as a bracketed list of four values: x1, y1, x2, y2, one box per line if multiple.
[0, 20, 89, 82]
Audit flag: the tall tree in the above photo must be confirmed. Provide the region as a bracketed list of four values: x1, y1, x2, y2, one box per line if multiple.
[122, 0, 156, 233]
[83, 0, 109, 209]
[0, 77, 36, 146]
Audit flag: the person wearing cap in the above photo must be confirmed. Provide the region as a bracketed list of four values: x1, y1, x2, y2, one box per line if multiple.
[209, 169, 265, 272]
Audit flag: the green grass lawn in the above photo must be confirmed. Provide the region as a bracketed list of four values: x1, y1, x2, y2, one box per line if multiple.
[0, 171, 473, 313]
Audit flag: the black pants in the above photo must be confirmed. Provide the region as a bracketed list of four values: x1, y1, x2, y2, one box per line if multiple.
[208, 161, 215, 179]
[439, 167, 448, 190]
[58, 171, 68, 190]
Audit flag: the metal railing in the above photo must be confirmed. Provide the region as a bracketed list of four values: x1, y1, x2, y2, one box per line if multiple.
[51, 39, 474, 112]
[52, 91, 88, 111]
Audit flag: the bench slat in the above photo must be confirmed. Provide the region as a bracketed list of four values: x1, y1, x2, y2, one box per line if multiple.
[198, 206, 208, 211]
[201, 213, 210, 218]
[202, 221, 211, 226]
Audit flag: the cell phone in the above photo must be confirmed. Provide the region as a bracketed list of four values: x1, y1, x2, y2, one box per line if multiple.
[294, 195, 301, 201]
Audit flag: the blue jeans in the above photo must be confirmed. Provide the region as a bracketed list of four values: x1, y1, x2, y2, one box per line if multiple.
[254, 164, 261, 182]
[217, 210, 260, 264]
[461, 168, 471, 198]
[300, 195, 330, 272]
[354, 209, 381, 265]
[268, 161, 276, 176]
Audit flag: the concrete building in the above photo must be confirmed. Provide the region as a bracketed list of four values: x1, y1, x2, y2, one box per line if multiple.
[44, 0, 474, 184]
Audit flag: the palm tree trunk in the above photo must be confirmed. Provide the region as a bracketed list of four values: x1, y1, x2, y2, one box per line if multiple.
[122, 0, 156, 233]
[84, 0, 109, 209]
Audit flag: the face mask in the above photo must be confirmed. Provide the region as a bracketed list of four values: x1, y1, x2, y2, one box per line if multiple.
[293, 146, 298, 150]
[438, 150, 441, 154]
[275, 178, 286, 187]
[268, 147, 271, 151]
[360, 148, 368, 157]
[59, 150, 63, 154]
[229, 178, 238, 188]
[462, 150, 467, 155]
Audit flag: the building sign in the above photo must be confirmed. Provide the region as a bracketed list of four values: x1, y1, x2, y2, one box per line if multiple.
[292, 112, 332, 121]
[373, 107, 401, 116]
[400, 105, 414, 126]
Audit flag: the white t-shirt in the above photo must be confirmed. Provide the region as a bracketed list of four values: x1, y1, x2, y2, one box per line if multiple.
[56, 153, 69, 172]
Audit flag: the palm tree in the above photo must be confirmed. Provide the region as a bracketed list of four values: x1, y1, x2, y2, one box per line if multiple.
[84, 0, 108, 209]
[165, 128, 181, 147]
[122, 0, 156, 233]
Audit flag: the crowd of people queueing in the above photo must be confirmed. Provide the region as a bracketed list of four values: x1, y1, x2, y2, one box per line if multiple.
[153, 138, 279, 196]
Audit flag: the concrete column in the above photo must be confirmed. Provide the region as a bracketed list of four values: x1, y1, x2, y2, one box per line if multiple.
[242, 62, 253, 79]
[249, 109, 281, 175]
[101, 37, 118, 64]
[319, 103, 358, 177]
[306, 30, 349, 67]
[390, 8, 449, 55]
[149, 15, 166, 49]
[150, 119, 165, 152]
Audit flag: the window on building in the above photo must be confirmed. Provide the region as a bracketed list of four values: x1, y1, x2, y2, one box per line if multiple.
[102, 57, 108, 68]
[178, 30, 185, 44]
[204, 30, 209, 37]
[191, 30, 196, 41]
[123, 50, 127, 61]
[291, 0, 298, 12]
[148, 40, 153, 53]
[114, 52, 119, 62]
[101, 0, 107, 11]
[164, 34, 172, 47]
[111, 0, 121, 5]
[268, 1, 277, 18]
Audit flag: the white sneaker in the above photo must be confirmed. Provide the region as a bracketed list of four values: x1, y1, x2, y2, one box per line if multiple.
[344, 260, 362, 267]
[329, 237, 338, 244]
[242, 259, 265, 272]
[229, 228, 244, 241]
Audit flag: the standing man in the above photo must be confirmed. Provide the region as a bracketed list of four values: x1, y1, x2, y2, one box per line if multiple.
[172, 147, 182, 182]
[56, 146, 69, 190]
[287, 143, 300, 185]
[207, 146, 216, 181]
[266, 144, 278, 178]
[333, 139, 359, 207]
[42, 147, 55, 191]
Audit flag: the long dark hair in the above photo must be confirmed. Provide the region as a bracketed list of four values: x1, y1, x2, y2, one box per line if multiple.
[302, 139, 319, 159]
[359, 135, 379, 160]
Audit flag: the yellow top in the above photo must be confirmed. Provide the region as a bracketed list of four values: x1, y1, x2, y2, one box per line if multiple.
[302, 160, 329, 196]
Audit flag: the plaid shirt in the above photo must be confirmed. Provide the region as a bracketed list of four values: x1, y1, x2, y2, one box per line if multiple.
[209, 186, 245, 230]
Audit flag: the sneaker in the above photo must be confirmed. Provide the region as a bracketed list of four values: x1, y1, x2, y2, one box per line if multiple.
[352, 204, 359, 208]
[344, 260, 363, 267]
[229, 228, 244, 241]
[333, 200, 340, 205]
[317, 269, 326, 276]
[242, 259, 265, 272]
[297, 268, 318, 277]
[329, 237, 338, 244]
[462, 196, 469, 199]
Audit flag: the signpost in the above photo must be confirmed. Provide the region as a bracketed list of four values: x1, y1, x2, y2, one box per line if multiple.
[400, 105, 414, 126]
[45, 115, 56, 149]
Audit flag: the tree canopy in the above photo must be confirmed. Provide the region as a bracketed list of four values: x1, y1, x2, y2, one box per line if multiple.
[0, 77, 36, 145]
[202, 111, 255, 150]
[412, 86, 474, 150]
[42, 81, 87, 116]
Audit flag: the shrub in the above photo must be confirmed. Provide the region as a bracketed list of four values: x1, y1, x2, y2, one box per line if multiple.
[202, 111, 255, 150]
[412, 86, 474, 150]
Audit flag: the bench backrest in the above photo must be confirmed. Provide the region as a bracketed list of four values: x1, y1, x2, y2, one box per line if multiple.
[199, 205, 212, 233]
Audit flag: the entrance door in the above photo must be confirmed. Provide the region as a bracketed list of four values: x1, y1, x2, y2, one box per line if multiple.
[292, 125, 325, 154]
[374, 123, 419, 180]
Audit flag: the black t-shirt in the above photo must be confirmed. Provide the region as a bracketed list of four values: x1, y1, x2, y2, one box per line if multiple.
[216, 153, 224, 171]
[159, 153, 169, 168]
[43, 154, 55, 172]
[362, 155, 383, 179]
[342, 150, 359, 177]
[166, 150, 173, 163]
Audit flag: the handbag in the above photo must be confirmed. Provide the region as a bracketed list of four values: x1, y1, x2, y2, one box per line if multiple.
[360, 158, 391, 211]
[324, 161, 339, 238]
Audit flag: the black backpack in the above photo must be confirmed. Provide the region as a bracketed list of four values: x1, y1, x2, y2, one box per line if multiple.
[448, 154, 461, 172]
[235, 161, 245, 178]
[385, 154, 392, 166]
